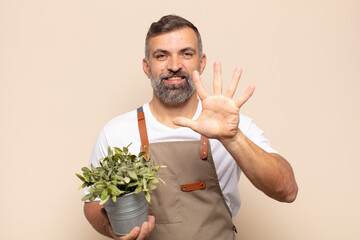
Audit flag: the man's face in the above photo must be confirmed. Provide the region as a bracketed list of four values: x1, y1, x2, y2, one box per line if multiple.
[143, 27, 206, 104]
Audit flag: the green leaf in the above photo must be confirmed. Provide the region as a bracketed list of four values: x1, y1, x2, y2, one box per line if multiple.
[148, 185, 157, 191]
[138, 151, 146, 157]
[84, 175, 90, 182]
[114, 147, 122, 155]
[100, 195, 110, 205]
[107, 146, 113, 157]
[128, 171, 138, 180]
[148, 178, 159, 184]
[158, 177, 166, 185]
[90, 176, 96, 182]
[78, 182, 88, 190]
[101, 189, 109, 200]
[91, 164, 96, 171]
[81, 167, 90, 173]
[142, 178, 148, 191]
[112, 196, 117, 203]
[81, 194, 93, 201]
[108, 184, 121, 196]
[123, 146, 128, 155]
[110, 175, 116, 181]
[75, 173, 85, 182]
[126, 142, 133, 149]
[100, 159, 104, 167]
[127, 181, 139, 187]
[144, 191, 151, 202]
[107, 169, 113, 179]
[134, 185, 142, 194]
[96, 181, 107, 188]
[142, 172, 154, 177]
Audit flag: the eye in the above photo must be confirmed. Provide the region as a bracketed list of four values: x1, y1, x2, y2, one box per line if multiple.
[183, 52, 194, 58]
[155, 54, 167, 60]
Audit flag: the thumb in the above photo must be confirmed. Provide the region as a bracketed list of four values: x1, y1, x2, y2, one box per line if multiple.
[173, 117, 196, 129]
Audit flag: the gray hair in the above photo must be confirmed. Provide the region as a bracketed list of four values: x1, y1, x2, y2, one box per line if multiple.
[145, 15, 203, 61]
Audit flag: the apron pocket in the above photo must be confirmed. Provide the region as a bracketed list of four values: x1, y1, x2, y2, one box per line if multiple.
[149, 172, 182, 224]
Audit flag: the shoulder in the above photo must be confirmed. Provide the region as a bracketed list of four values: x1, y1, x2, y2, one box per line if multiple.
[104, 109, 137, 132]
[100, 108, 142, 152]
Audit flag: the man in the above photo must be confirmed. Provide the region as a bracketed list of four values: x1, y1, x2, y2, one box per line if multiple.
[84, 15, 298, 240]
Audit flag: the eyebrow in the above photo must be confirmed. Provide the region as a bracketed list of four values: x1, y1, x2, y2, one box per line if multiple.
[152, 47, 197, 57]
[179, 47, 197, 54]
[152, 49, 169, 57]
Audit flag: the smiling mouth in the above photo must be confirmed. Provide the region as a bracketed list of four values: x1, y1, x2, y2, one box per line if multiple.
[163, 76, 186, 84]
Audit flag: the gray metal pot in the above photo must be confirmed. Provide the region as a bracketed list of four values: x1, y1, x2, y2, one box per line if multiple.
[104, 191, 148, 236]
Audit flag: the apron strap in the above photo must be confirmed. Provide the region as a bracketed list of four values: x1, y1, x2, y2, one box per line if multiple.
[137, 106, 209, 160]
[137, 107, 150, 160]
[200, 135, 209, 160]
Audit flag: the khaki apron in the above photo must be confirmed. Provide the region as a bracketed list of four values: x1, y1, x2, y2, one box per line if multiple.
[137, 107, 236, 240]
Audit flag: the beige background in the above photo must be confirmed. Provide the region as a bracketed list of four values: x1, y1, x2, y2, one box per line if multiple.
[1, 0, 359, 239]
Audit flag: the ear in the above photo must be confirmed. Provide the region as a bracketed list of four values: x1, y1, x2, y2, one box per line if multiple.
[199, 54, 207, 75]
[142, 58, 151, 79]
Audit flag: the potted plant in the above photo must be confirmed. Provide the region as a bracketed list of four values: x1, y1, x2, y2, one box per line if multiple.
[76, 144, 165, 235]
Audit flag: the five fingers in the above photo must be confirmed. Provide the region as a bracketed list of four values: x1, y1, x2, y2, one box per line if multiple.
[194, 61, 254, 107]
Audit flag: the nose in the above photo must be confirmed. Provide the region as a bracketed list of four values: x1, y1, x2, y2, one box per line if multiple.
[167, 56, 182, 72]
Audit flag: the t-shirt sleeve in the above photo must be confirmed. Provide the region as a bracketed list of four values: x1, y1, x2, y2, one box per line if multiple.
[241, 115, 278, 154]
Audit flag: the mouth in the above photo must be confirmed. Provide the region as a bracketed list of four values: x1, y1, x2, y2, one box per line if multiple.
[162, 76, 186, 84]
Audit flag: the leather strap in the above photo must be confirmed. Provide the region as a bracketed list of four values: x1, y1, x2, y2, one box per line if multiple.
[137, 106, 209, 160]
[200, 135, 209, 160]
[180, 181, 206, 192]
[137, 107, 150, 160]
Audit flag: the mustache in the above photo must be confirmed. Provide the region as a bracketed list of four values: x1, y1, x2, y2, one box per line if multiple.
[159, 70, 190, 80]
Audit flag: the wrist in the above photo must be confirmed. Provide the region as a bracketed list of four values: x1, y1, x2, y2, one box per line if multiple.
[219, 128, 245, 149]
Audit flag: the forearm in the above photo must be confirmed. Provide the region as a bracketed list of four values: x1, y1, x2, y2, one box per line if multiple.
[221, 129, 298, 202]
[84, 202, 114, 238]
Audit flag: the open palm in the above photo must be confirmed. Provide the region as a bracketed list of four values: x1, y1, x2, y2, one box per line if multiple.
[173, 62, 255, 142]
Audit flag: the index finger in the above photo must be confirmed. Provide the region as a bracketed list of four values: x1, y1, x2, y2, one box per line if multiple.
[235, 85, 255, 108]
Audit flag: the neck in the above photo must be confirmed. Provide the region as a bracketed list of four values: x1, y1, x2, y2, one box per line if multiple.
[149, 93, 199, 129]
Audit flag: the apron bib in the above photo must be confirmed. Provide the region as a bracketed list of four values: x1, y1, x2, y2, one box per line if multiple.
[137, 107, 235, 240]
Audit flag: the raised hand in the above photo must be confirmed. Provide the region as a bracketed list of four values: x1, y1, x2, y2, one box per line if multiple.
[173, 61, 255, 142]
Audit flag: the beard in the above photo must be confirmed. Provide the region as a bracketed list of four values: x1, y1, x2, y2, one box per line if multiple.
[149, 68, 196, 104]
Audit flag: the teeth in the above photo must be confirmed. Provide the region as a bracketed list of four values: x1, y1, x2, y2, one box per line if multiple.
[167, 76, 183, 80]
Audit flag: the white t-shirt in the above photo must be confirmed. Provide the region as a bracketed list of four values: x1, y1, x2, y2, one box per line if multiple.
[88, 102, 277, 217]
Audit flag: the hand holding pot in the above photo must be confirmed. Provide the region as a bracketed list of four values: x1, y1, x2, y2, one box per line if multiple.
[112, 215, 155, 240]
